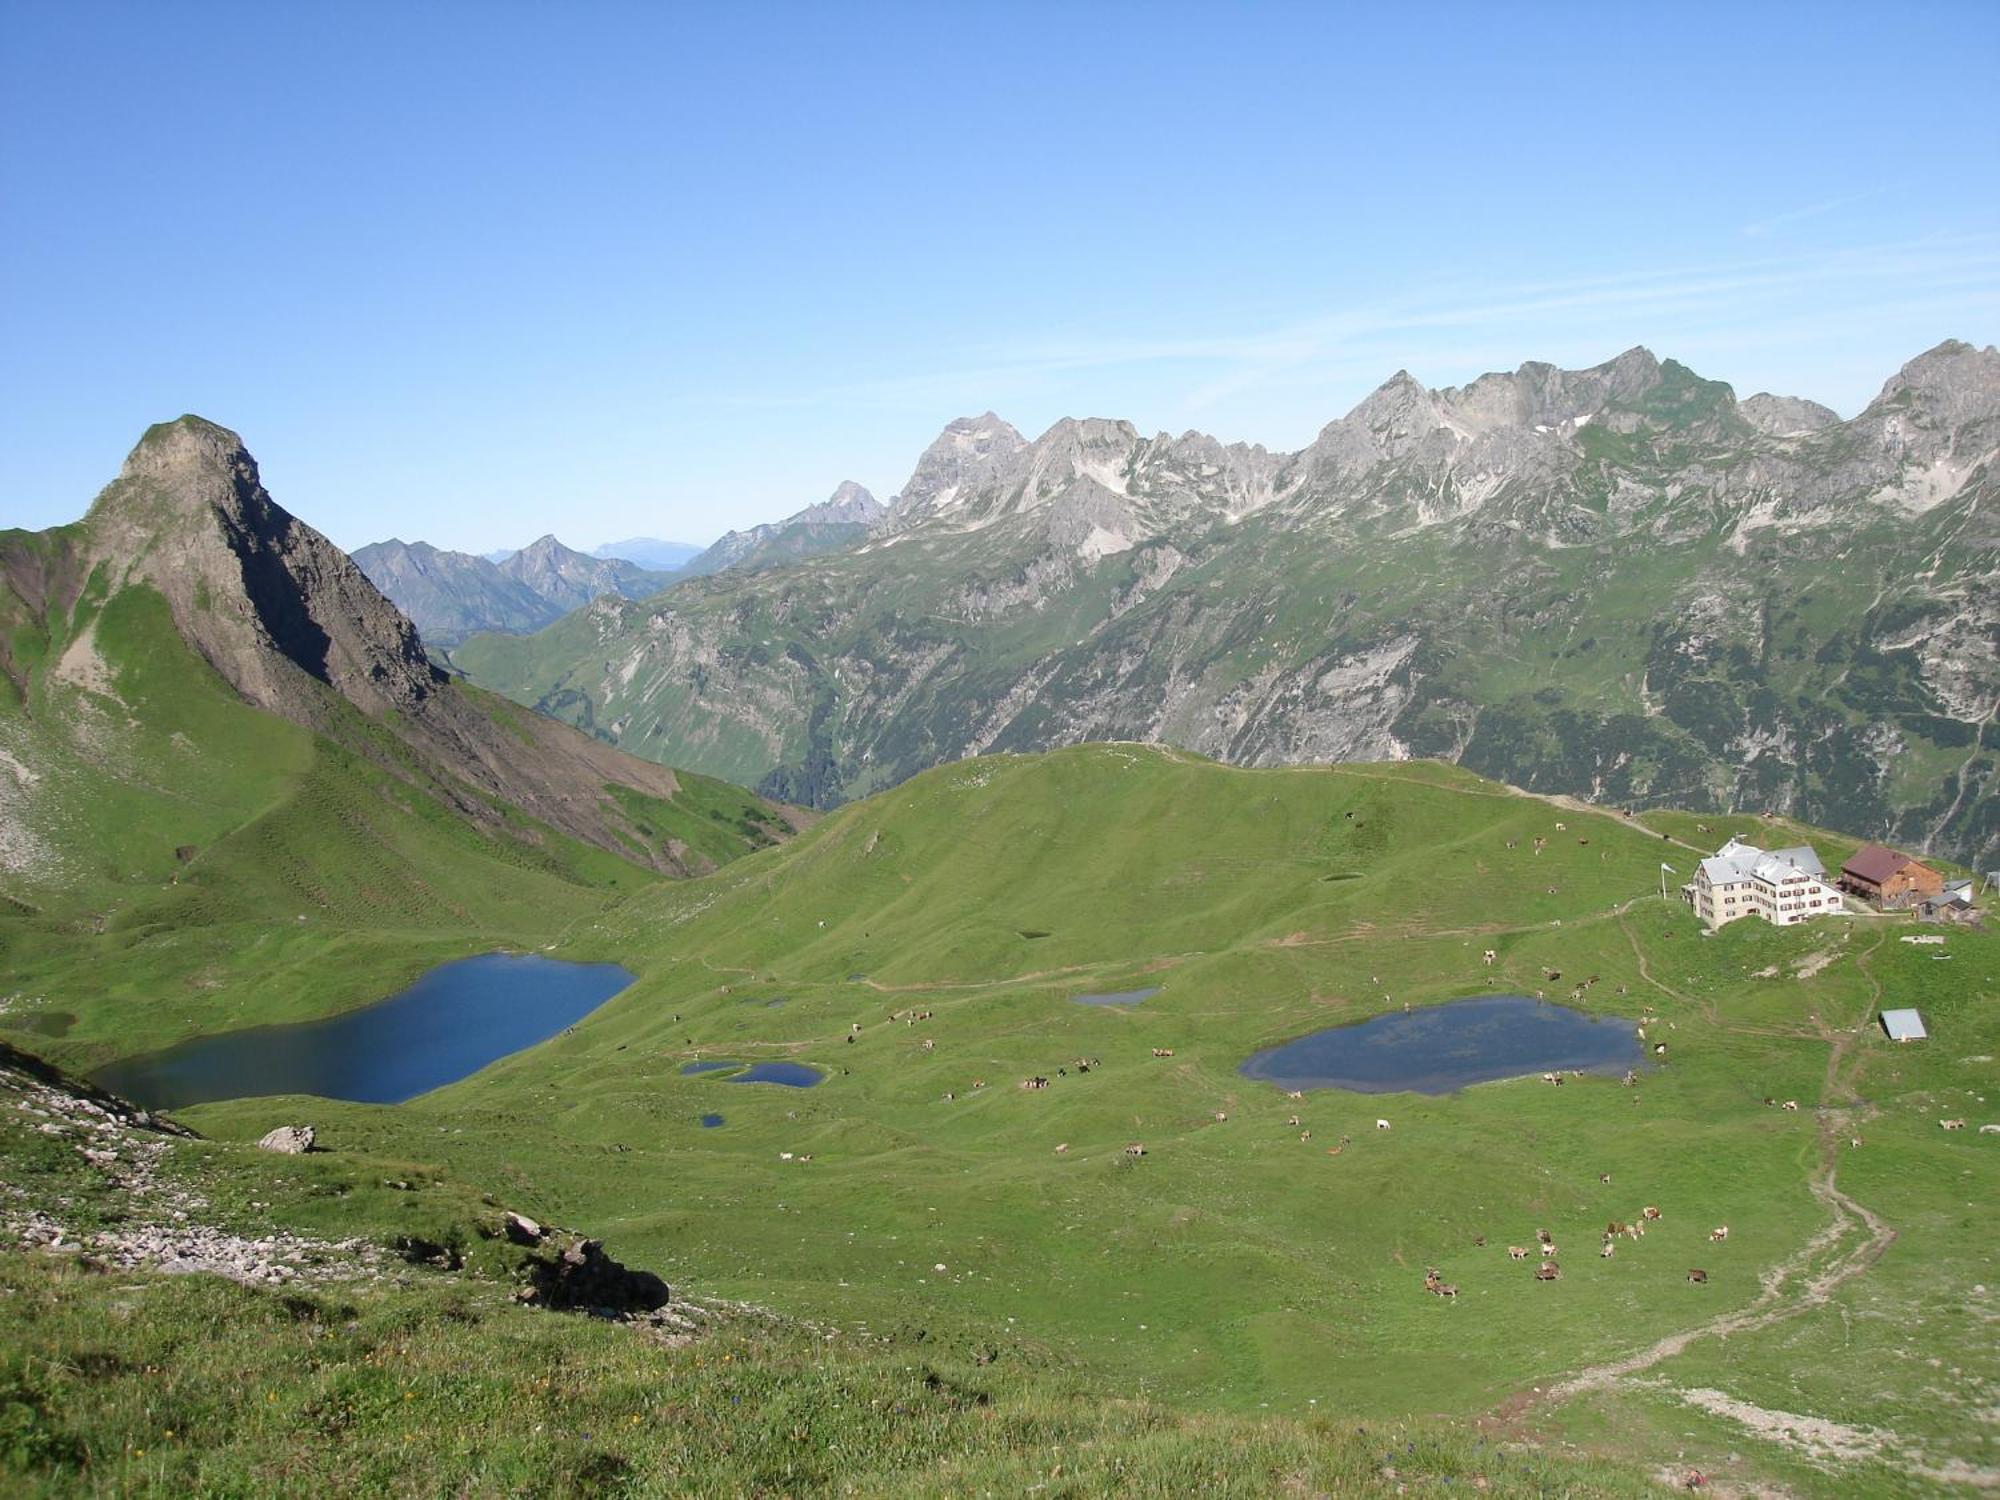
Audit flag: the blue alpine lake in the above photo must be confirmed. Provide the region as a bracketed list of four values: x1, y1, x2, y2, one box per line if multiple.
[726, 1061, 823, 1087]
[1240, 994, 1643, 1096]
[93, 953, 634, 1110]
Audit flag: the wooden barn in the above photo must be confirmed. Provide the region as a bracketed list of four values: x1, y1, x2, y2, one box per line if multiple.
[1838, 845, 1944, 905]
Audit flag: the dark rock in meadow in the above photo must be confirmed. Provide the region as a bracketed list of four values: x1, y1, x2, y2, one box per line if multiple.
[516, 1234, 671, 1317]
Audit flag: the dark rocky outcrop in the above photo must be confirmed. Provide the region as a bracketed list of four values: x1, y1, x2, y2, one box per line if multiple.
[514, 1232, 671, 1318]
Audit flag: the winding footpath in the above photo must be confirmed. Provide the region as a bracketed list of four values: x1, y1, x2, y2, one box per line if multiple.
[1524, 932, 1939, 1479]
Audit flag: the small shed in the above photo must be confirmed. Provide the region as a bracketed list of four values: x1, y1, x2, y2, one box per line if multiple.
[1880, 1008, 1927, 1043]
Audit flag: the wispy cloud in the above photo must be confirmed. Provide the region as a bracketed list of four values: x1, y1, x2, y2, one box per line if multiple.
[699, 233, 2000, 430]
[1742, 194, 1871, 238]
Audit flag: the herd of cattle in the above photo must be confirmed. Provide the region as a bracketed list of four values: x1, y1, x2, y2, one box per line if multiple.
[1432, 1204, 1721, 1297]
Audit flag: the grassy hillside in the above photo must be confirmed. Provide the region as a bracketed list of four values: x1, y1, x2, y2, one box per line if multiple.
[0, 579, 783, 1062]
[0, 1046, 1646, 1497]
[13, 745, 1979, 1492]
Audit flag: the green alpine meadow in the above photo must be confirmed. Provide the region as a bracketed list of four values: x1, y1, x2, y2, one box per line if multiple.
[2, 414, 1996, 1495]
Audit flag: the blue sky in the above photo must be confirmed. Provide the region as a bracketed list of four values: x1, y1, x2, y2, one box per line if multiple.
[3, 1, 1997, 553]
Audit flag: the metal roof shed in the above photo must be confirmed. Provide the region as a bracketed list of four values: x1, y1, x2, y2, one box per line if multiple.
[1880, 1008, 1927, 1042]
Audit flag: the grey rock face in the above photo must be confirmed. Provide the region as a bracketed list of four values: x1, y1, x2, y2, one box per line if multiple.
[256, 1125, 315, 1154]
[1740, 393, 1842, 436]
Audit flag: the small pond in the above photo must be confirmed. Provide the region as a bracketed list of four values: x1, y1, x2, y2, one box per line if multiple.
[1240, 994, 1642, 1096]
[93, 954, 634, 1110]
[1072, 987, 1162, 1007]
[680, 1059, 826, 1088]
[700, 1113, 725, 1129]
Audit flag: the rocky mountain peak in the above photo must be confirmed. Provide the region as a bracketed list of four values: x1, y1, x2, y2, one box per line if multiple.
[796, 481, 884, 527]
[890, 412, 1029, 520]
[115, 414, 255, 489]
[1866, 339, 2000, 424]
[1740, 393, 1842, 437]
[84, 416, 440, 721]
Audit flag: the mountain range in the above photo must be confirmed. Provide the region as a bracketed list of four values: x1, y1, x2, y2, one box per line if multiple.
[453, 341, 2000, 866]
[352, 534, 671, 646]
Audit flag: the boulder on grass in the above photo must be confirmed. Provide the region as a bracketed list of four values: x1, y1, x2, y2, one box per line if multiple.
[257, 1125, 315, 1154]
[516, 1235, 670, 1318]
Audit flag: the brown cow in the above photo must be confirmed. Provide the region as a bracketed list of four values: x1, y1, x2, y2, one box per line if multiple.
[1687, 1269, 1708, 1284]
[1642, 1206, 1662, 1221]
[1508, 1245, 1530, 1260]
[1536, 1261, 1561, 1281]
[1709, 1226, 1729, 1242]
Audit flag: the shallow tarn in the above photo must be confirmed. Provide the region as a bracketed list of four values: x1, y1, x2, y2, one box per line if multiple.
[93, 953, 634, 1109]
[1240, 994, 1643, 1095]
[1072, 986, 1162, 1006]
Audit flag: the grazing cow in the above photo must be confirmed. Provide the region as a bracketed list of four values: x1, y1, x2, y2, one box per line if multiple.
[942, 1091, 956, 1102]
[1432, 1281, 1458, 1300]
[797, 1154, 813, 1163]
[1536, 1261, 1561, 1281]
[1508, 1245, 1530, 1260]
[1152, 1048, 1175, 1059]
[1654, 1043, 1669, 1058]
[1286, 1090, 1305, 1101]
[1124, 1143, 1146, 1157]
[1300, 1131, 1313, 1142]
[1287, 1114, 1301, 1127]
[1781, 1099, 1799, 1112]
[1537, 1228, 1553, 1246]
[1544, 968, 1562, 981]
[1606, 1220, 1627, 1237]
[1687, 1269, 1708, 1284]
[1376, 1118, 1392, 1130]
[1709, 1226, 1729, 1242]
[1472, 1235, 1487, 1247]
[1625, 1222, 1645, 1241]
[1642, 1206, 1662, 1221]
[1213, 1111, 1229, 1123]
[1599, 1173, 1612, 1184]
[1941, 1118, 1966, 1130]
[971, 1080, 986, 1090]
[1601, 1242, 1615, 1259]
[1554, 821, 1566, 832]
[1504, 840, 1517, 850]
[851, 1023, 862, 1033]
[779, 1152, 794, 1161]
[921, 1039, 935, 1053]
[1054, 1143, 1069, 1154]
[1483, 949, 1498, 965]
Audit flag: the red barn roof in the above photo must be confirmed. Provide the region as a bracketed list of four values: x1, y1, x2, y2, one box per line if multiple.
[1842, 844, 1912, 884]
